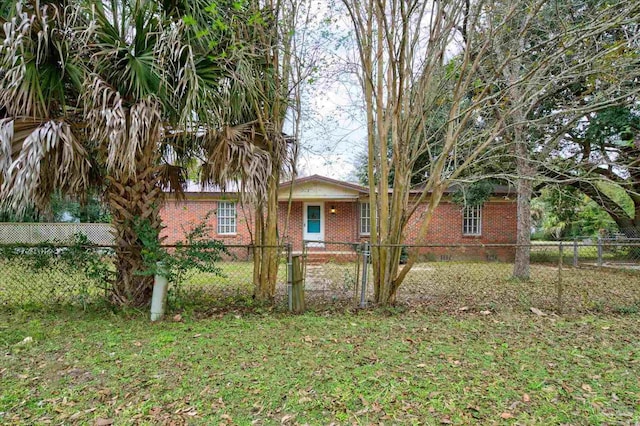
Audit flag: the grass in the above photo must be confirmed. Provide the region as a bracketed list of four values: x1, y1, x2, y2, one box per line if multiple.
[529, 242, 640, 264]
[1, 309, 639, 425]
[0, 260, 107, 308]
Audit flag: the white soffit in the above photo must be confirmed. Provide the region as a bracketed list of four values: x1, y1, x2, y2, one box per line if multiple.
[278, 181, 360, 201]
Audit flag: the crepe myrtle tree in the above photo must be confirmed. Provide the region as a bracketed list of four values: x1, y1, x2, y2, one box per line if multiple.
[342, 0, 640, 304]
[342, 0, 513, 305]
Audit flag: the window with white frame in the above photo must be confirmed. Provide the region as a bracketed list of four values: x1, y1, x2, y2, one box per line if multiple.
[217, 201, 236, 234]
[360, 202, 371, 235]
[463, 205, 482, 236]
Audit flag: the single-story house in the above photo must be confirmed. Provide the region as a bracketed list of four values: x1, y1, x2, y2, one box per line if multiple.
[160, 175, 517, 261]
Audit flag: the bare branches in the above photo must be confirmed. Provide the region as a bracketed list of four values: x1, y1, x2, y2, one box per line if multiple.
[342, 0, 640, 301]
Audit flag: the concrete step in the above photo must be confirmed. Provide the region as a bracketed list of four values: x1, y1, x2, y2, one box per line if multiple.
[304, 251, 358, 263]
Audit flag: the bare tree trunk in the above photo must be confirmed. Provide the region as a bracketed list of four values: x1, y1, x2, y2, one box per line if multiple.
[252, 207, 264, 296]
[501, 39, 532, 280]
[342, 0, 501, 306]
[253, 173, 280, 303]
[513, 119, 533, 279]
[513, 165, 533, 279]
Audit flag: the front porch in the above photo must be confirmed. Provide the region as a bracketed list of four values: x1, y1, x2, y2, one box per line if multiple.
[277, 175, 369, 252]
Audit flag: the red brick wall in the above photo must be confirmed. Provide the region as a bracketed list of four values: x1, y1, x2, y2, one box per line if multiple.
[277, 201, 302, 250]
[160, 198, 252, 245]
[160, 197, 517, 259]
[400, 200, 517, 261]
[325, 201, 360, 242]
[404, 200, 517, 245]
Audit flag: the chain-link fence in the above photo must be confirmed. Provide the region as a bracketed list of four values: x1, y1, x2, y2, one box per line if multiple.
[2, 240, 639, 313]
[0, 244, 289, 310]
[564, 237, 640, 269]
[178, 244, 289, 307]
[299, 241, 640, 314]
[0, 244, 113, 308]
[300, 241, 364, 307]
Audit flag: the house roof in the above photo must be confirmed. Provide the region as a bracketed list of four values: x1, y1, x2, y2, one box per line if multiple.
[181, 181, 229, 193]
[281, 175, 515, 196]
[170, 175, 515, 199]
[429, 183, 514, 196]
[163, 180, 239, 199]
[278, 174, 369, 194]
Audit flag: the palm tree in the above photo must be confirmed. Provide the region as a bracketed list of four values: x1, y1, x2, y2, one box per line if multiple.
[0, 0, 284, 306]
[0, 1, 89, 212]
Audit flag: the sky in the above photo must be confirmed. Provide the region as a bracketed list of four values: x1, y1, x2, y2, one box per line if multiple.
[286, 1, 367, 183]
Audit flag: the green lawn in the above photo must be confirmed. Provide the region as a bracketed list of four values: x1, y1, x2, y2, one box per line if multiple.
[1, 310, 639, 424]
[529, 242, 639, 264]
[0, 260, 280, 310]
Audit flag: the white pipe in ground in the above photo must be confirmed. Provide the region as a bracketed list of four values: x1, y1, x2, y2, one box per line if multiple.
[150, 262, 168, 321]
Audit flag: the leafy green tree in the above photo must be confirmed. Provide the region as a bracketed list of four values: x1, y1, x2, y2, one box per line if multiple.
[547, 106, 640, 237]
[534, 186, 619, 239]
[0, 205, 41, 222]
[49, 192, 110, 223]
[0, 192, 109, 223]
[479, 0, 640, 278]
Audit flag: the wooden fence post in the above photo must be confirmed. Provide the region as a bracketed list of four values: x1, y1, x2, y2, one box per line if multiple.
[291, 255, 305, 313]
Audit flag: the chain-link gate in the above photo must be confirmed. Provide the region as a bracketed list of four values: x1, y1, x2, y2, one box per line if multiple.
[300, 240, 367, 308]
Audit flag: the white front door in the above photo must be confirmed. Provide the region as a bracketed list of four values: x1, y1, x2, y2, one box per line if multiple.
[303, 203, 324, 245]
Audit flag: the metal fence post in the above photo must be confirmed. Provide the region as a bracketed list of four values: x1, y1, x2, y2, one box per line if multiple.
[573, 238, 578, 268]
[287, 242, 293, 312]
[557, 241, 564, 314]
[597, 237, 603, 267]
[360, 242, 369, 308]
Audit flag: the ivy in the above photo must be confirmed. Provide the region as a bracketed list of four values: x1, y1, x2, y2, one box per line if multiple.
[133, 213, 229, 292]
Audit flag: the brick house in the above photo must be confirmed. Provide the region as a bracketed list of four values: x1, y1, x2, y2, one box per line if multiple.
[160, 175, 517, 260]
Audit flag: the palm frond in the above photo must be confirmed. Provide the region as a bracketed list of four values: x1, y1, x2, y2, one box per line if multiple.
[83, 76, 162, 179]
[0, 118, 89, 213]
[0, 2, 79, 118]
[157, 163, 186, 199]
[0, 119, 15, 183]
[86, 0, 165, 103]
[199, 120, 294, 203]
